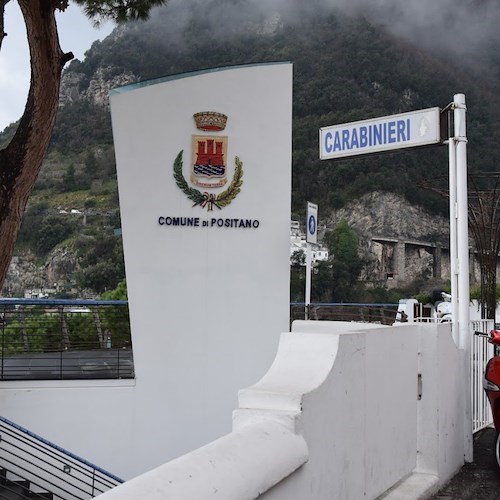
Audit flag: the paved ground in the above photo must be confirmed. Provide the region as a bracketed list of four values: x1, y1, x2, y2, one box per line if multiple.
[432, 427, 500, 499]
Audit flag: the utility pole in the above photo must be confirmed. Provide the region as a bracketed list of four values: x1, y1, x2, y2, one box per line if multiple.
[448, 93, 472, 462]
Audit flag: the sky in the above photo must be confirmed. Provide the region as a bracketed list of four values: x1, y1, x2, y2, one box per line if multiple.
[0, 2, 113, 130]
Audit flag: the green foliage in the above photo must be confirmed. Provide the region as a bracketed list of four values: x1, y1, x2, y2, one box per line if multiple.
[77, 261, 124, 293]
[98, 306, 132, 348]
[84, 198, 97, 208]
[326, 221, 365, 302]
[65, 313, 101, 349]
[311, 260, 335, 302]
[0, 121, 18, 147]
[2, 312, 61, 354]
[100, 279, 128, 300]
[301, 221, 366, 302]
[51, 101, 113, 154]
[470, 284, 481, 301]
[62, 164, 77, 191]
[74, 0, 168, 23]
[36, 216, 76, 255]
[290, 266, 305, 302]
[414, 292, 433, 305]
[16, 213, 76, 256]
[75, 233, 125, 293]
[290, 249, 305, 267]
[84, 150, 98, 176]
[324, 221, 359, 262]
[1, 308, 97, 354]
[470, 283, 500, 304]
[359, 286, 402, 304]
[1, 305, 131, 355]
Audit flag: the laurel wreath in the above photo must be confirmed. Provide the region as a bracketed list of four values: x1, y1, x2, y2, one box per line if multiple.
[173, 150, 243, 211]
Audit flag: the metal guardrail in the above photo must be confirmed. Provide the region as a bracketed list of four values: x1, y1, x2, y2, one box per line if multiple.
[471, 319, 495, 433]
[0, 299, 133, 381]
[0, 415, 123, 499]
[290, 303, 399, 326]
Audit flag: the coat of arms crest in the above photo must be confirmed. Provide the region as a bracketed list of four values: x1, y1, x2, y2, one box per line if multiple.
[173, 111, 243, 211]
[191, 135, 228, 188]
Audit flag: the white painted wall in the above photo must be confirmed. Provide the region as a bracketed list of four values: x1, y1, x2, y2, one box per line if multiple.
[0, 63, 293, 480]
[414, 322, 463, 481]
[95, 321, 465, 500]
[257, 322, 420, 499]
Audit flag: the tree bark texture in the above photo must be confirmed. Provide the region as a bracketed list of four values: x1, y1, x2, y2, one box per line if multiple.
[0, 0, 73, 291]
[0, 1, 9, 52]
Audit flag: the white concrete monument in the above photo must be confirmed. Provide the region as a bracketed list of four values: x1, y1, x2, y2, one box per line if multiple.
[109, 62, 293, 463]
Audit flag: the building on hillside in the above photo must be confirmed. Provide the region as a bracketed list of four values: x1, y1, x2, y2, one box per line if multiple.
[290, 221, 329, 265]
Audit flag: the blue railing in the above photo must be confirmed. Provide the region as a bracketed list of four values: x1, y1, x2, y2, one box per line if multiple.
[0, 415, 124, 499]
[0, 299, 133, 381]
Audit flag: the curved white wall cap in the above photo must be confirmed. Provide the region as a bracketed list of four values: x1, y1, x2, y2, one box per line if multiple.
[97, 421, 307, 500]
[239, 332, 341, 413]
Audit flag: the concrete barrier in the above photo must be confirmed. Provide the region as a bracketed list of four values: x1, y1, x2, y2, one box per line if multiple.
[97, 321, 465, 499]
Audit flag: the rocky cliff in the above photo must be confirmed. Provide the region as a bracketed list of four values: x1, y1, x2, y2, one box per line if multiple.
[327, 191, 449, 245]
[326, 191, 451, 286]
[4, 244, 81, 298]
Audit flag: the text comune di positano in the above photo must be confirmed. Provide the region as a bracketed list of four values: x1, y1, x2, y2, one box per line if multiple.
[158, 216, 260, 229]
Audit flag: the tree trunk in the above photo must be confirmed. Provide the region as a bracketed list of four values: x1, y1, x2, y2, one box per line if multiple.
[0, 1, 8, 52]
[0, 0, 73, 292]
[479, 258, 497, 320]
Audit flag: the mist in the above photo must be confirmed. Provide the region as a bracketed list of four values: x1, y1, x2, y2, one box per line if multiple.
[149, 0, 499, 76]
[355, 0, 500, 63]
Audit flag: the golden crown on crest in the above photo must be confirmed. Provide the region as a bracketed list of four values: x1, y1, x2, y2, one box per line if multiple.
[193, 111, 227, 131]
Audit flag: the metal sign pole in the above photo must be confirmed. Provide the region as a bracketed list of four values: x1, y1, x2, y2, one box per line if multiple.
[453, 93, 473, 462]
[454, 94, 470, 350]
[448, 116, 459, 345]
[305, 243, 312, 320]
[305, 202, 318, 320]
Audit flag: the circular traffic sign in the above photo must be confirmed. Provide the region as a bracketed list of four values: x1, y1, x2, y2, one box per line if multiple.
[308, 214, 316, 236]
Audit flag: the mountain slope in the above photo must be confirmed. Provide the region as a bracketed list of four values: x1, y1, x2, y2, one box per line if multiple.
[2, 0, 500, 296]
[55, 2, 500, 217]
